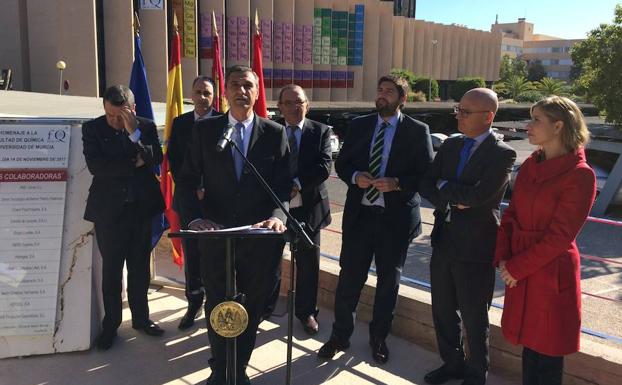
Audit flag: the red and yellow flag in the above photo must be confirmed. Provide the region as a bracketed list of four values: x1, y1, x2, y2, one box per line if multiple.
[211, 11, 228, 113]
[161, 14, 185, 267]
[252, 10, 268, 118]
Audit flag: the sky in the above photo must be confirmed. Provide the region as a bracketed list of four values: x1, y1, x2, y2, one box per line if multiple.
[416, 0, 620, 40]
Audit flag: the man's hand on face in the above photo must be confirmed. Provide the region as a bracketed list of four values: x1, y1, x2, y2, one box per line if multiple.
[119, 106, 138, 134]
[253, 217, 286, 233]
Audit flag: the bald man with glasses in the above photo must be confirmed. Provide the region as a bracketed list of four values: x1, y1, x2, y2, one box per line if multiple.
[420, 88, 516, 385]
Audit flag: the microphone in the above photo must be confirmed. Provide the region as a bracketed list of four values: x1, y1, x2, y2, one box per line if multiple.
[216, 123, 234, 152]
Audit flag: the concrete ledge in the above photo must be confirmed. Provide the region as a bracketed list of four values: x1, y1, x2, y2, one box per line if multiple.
[279, 256, 622, 385]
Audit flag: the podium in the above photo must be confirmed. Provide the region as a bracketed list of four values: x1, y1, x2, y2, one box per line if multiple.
[169, 229, 285, 385]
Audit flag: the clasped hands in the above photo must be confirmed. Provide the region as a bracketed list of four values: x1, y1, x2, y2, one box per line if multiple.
[498, 260, 518, 288]
[188, 217, 286, 233]
[355, 172, 398, 192]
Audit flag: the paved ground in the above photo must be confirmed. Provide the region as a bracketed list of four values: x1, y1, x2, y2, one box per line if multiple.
[317, 138, 622, 349]
[2, 286, 520, 385]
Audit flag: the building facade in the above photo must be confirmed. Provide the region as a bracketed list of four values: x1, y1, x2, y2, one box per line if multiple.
[1, 0, 499, 102]
[492, 18, 582, 80]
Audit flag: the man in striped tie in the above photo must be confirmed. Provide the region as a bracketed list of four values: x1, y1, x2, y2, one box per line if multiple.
[318, 75, 433, 364]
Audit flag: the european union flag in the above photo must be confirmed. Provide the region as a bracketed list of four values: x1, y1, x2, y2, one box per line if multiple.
[129, 32, 168, 249]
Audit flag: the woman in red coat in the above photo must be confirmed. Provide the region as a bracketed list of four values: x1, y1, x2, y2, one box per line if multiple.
[495, 96, 596, 385]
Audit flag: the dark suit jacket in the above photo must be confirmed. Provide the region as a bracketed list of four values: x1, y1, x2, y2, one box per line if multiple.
[420, 133, 517, 262]
[168, 109, 223, 183]
[335, 112, 434, 242]
[287, 118, 333, 234]
[82, 115, 165, 224]
[177, 113, 292, 227]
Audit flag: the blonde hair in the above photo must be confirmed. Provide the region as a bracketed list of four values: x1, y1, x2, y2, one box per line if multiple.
[531, 96, 590, 151]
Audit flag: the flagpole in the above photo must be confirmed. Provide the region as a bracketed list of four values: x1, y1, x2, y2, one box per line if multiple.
[133, 11, 141, 36]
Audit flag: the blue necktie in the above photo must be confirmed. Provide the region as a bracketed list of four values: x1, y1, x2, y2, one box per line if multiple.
[456, 137, 476, 178]
[233, 122, 245, 181]
[287, 126, 299, 177]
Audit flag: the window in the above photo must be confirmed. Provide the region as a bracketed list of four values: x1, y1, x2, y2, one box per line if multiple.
[524, 47, 552, 53]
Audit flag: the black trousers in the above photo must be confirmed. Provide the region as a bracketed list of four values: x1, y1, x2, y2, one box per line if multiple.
[182, 237, 204, 306]
[174, 196, 205, 306]
[267, 207, 322, 321]
[331, 206, 410, 342]
[430, 251, 495, 385]
[95, 204, 152, 332]
[199, 237, 283, 375]
[522, 347, 564, 385]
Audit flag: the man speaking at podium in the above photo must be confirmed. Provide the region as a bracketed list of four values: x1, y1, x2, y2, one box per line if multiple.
[177, 65, 291, 385]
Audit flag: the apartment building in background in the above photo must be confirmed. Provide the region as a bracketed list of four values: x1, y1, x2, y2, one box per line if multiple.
[492, 17, 582, 80]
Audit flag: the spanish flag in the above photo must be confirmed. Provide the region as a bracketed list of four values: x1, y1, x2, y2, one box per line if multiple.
[161, 14, 184, 267]
[252, 9, 268, 118]
[211, 11, 227, 113]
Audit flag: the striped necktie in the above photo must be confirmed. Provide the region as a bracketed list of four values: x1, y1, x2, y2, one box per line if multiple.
[365, 121, 389, 203]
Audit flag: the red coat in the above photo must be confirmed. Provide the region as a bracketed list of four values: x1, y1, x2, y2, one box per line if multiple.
[494, 148, 596, 356]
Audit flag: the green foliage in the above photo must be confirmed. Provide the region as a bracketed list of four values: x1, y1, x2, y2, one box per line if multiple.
[536, 77, 569, 96]
[408, 91, 427, 102]
[450, 77, 486, 101]
[571, 5, 622, 126]
[515, 90, 544, 104]
[499, 54, 528, 82]
[389, 68, 439, 101]
[527, 61, 547, 81]
[495, 75, 534, 100]
[390, 68, 417, 89]
[412, 77, 439, 101]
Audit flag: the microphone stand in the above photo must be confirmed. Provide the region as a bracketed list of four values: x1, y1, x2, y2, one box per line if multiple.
[226, 137, 313, 385]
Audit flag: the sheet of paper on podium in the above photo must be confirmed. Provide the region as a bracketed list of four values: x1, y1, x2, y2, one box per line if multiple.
[181, 225, 277, 233]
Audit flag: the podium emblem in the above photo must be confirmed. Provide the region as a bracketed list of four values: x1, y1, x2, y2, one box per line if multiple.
[210, 301, 249, 338]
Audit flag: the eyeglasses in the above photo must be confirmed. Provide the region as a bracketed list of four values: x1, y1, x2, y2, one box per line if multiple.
[280, 100, 307, 107]
[453, 106, 491, 116]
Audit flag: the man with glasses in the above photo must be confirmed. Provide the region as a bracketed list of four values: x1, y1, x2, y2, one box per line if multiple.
[168, 76, 222, 330]
[264, 84, 333, 334]
[318, 75, 433, 364]
[420, 88, 516, 385]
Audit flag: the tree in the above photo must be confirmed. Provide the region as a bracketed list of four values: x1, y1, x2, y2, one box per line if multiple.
[413, 77, 439, 101]
[495, 75, 534, 100]
[390, 68, 417, 89]
[536, 77, 569, 96]
[450, 77, 486, 101]
[527, 61, 547, 81]
[499, 54, 527, 82]
[571, 5, 622, 126]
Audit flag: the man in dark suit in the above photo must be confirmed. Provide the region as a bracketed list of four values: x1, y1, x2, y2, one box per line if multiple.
[318, 75, 433, 364]
[168, 76, 222, 330]
[266, 84, 332, 334]
[420, 88, 517, 385]
[177, 65, 291, 385]
[82, 85, 166, 350]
